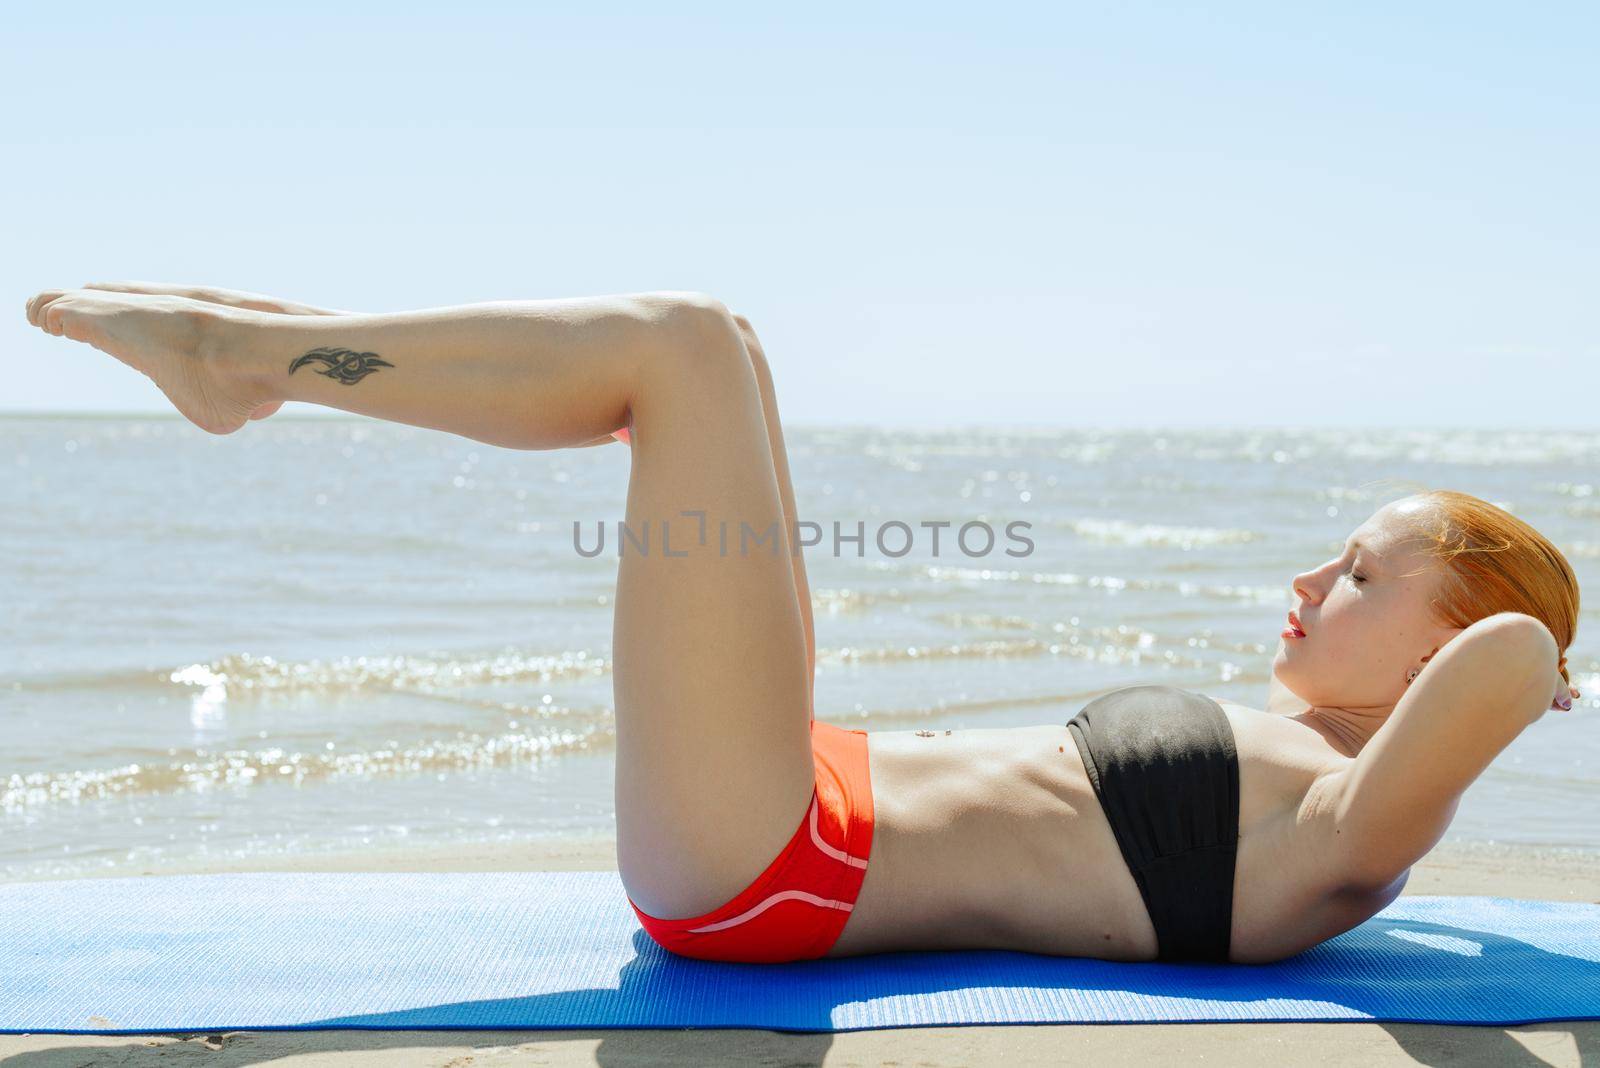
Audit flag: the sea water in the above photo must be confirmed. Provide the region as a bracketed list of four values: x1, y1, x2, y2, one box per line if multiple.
[2, 415, 1595, 880]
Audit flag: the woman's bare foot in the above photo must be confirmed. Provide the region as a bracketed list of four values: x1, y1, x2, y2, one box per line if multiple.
[24, 288, 283, 434]
[81, 280, 351, 317]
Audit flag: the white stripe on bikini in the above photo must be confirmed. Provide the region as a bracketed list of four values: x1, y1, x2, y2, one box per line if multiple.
[685, 793, 868, 934]
[810, 790, 869, 870]
[688, 890, 853, 933]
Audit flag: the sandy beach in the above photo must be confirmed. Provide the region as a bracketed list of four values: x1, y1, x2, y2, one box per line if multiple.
[2, 837, 1596, 1067]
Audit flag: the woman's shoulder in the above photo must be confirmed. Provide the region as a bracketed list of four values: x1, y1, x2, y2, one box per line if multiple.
[1206, 696, 1352, 846]
[1209, 696, 1350, 768]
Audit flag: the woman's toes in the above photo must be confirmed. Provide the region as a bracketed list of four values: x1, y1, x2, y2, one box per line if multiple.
[32, 291, 73, 329]
[26, 289, 68, 327]
[41, 296, 81, 338]
[36, 295, 69, 335]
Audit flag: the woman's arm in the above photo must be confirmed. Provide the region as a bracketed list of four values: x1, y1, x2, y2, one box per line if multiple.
[1324, 611, 1559, 891]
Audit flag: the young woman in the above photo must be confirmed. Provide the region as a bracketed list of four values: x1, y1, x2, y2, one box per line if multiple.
[24, 282, 1582, 965]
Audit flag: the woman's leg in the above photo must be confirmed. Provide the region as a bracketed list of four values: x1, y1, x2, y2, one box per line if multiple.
[25, 287, 706, 448]
[24, 284, 818, 920]
[608, 317, 818, 918]
[56, 282, 818, 702]
[730, 313, 817, 717]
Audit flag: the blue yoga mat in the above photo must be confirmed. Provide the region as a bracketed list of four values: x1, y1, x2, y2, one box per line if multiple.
[2, 871, 1597, 1033]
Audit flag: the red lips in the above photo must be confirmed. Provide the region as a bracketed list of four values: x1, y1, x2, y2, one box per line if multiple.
[1287, 611, 1306, 636]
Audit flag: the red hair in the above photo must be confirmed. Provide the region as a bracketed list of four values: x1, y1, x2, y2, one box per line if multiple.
[1397, 489, 1580, 684]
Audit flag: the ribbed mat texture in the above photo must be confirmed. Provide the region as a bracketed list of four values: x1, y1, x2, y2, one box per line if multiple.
[2, 871, 1596, 1033]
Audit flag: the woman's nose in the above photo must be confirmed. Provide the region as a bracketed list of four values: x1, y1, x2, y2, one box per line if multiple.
[1292, 569, 1322, 605]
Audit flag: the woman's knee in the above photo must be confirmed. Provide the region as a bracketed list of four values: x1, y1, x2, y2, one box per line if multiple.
[728, 312, 777, 392]
[637, 294, 757, 403]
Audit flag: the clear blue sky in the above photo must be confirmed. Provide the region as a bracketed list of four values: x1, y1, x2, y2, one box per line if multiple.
[3, 3, 1594, 428]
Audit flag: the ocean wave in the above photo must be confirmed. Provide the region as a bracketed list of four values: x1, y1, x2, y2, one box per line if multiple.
[865, 559, 1288, 604]
[10, 648, 616, 699]
[1, 719, 614, 813]
[1057, 517, 1261, 549]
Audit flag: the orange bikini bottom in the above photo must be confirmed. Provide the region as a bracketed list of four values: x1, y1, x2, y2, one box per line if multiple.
[626, 719, 875, 963]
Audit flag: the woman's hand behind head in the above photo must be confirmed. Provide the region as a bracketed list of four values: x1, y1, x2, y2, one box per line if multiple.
[1551, 665, 1578, 712]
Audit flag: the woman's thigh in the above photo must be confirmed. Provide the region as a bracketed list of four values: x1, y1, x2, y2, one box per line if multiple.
[611, 321, 816, 920]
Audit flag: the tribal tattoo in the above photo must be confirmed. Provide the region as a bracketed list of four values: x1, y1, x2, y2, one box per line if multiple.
[287, 346, 395, 385]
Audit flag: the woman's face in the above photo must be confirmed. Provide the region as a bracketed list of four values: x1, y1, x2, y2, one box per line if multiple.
[1273, 499, 1462, 709]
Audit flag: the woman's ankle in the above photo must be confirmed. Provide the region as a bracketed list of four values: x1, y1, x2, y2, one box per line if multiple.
[201, 306, 292, 405]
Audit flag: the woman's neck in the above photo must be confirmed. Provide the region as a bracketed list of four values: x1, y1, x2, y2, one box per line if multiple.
[1289, 704, 1391, 757]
